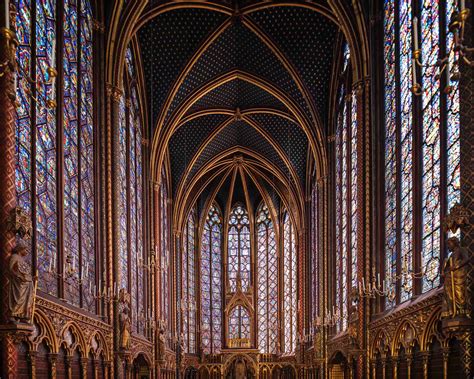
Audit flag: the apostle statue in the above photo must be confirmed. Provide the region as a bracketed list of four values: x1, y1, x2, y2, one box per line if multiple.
[157, 323, 166, 361]
[442, 237, 471, 318]
[118, 289, 131, 349]
[7, 238, 36, 323]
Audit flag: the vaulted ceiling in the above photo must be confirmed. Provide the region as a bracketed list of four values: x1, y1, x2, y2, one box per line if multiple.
[136, 2, 341, 219]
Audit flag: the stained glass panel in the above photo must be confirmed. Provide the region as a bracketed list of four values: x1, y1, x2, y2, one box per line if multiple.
[227, 205, 251, 292]
[15, 0, 96, 308]
[35, 0, 58, 295]
[283, 212, 296, 354]
[201, 205, 222, 354]
[63, 0, 80, 306]
[446, 1, 461, 217]
[421, 0, 441, 292]
[383, 0, 397, 309]
[399, 0, 414, 302]
[183, 211, 197, 353]
[228, 306, 250, 341]
[80, 0, 95, 311]
[256, 203, 278, 354]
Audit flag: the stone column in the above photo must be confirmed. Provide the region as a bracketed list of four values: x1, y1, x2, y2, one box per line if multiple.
[28, 351, 37, 379]
[458, 3, 474, 378]
[48, 353, 58, 379]
[81, 357, 88, 378]
[420, 352, 429, 379]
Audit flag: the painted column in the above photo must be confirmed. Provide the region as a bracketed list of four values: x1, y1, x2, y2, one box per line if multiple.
[108, 83, 123, 378]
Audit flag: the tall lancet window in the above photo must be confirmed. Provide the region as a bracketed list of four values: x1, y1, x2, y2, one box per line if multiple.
[334, 42, 357, 332]
[201, 204, 223, 354]
[227, 204, 251, 292]
[116, 46, 146, 334]
[160, 169, 171, 333]
[383, 0, 461, 308]
[14, 0, 96, 311]
[183, 210, 197, 353]
[283, 212, 297, 354]
[256, 203, 278, 353]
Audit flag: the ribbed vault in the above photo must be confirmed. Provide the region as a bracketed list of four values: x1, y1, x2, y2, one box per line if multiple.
[135, 1, 342, 222]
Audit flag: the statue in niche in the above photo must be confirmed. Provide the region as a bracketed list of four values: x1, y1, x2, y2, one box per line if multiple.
[7, 238, 36, 323]
[118, 289, 131, 349]
[157, 323, 166, 360]
[442, 237, 471, 318]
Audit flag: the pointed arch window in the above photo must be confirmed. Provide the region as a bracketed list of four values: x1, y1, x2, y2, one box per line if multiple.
[283, 212, 297, 354]
[14, 0, 96, 311]
[311, 185, 320, 323]
[256, 203, 278, 354]
[383, 0, 461, 308]
[160, 169, 171, 334]
[117, 46, 147, 334]
[201, 204, 222, 354]
[334, 42, 357, 332]
[227, 204, 251, 292]
[183, 209, 197, 354]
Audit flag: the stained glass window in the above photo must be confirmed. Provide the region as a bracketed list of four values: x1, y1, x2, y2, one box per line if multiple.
[311, 187, 318, 322]
[116, 46, 147, 334]
[283, 212, 297, 354]
[161, 169, 171, 335]
[227, 204, 251, 292]
[228, 306, 251, 341]
[183, 210, 197, 354]
[201, 204, 222, 354]
[334, 42, 358, 331]
[383, 0, 398, 308]
[256, 203, 278, 354]
[382, 0, 461, 308]
[14, 0, 96, 310]
[446, 3, 461, 217]
[399, 0, 414, 303]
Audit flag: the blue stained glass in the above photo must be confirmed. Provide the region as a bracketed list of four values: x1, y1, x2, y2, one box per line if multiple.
[341, 102, 348, 331]
[161, 170, 171, 333]
[421, 0, 441, 293]
[311, 186, 319, 322]
[201, 204, 222, 354]
[227, 205, 251, 292]
[63, 0, 80, 306]
[183, 211, 197, 353]
[350, 91, 358, 296]
[446, 0, 461, 232]
[399, 0, 414, 303]
[119, 95, 128, 291]
[283, 212, 297, 354]
[36, 0, 58, 295]
[15, 0, 32, 225]
[80, 0, 95, 311]
[256, 203, 278, 354]
[14, 0, 96, 312]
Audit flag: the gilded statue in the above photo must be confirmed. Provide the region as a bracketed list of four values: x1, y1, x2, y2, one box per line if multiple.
[442, 237, 471, 318]
[7, 239, 36, 323]
[118, 289, 131, 349]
